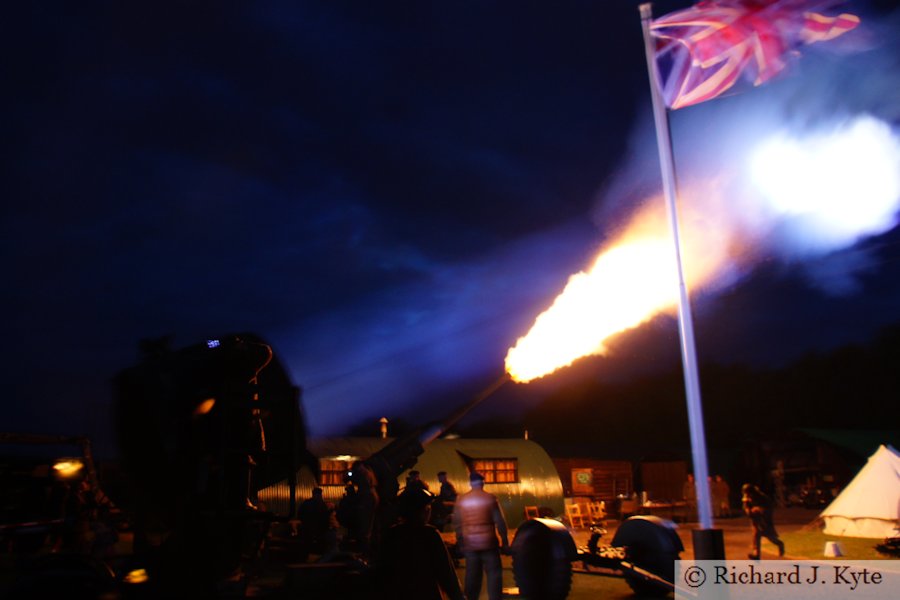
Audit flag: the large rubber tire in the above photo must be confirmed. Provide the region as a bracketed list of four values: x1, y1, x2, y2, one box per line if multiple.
[610, 515, 683, 597]
[511, 518, 577, 600]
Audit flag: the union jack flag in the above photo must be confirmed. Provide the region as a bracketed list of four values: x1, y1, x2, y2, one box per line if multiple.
[651, 1, 860, 109]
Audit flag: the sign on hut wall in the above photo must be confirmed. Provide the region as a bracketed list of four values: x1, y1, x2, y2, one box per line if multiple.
[572, 468, 593, 494]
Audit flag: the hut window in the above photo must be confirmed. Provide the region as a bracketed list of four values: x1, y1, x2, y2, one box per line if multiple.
[473, 458, 519, 483]
[319, 459, 351, 485]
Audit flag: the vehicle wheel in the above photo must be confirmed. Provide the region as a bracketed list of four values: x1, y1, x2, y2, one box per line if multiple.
[511, 518, 576, 600]
[611, 515, 683, 597]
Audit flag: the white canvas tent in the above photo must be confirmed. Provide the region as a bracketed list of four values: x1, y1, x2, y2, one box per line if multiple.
[820, 444, 900, 539]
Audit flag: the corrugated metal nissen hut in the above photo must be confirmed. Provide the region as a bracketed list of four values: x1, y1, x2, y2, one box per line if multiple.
[258, 437, 564, 528]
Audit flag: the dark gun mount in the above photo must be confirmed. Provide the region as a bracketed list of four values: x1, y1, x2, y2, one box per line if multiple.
[113, 334, 316, 597]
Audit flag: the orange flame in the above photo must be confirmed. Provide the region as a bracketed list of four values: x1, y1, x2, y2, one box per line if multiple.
[505, 188, 740, 383]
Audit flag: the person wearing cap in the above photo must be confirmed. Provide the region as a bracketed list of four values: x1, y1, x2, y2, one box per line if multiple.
[376, 487, 464, 600]
[452, 472, 509, 600]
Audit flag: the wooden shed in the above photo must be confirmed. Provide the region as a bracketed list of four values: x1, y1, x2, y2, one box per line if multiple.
[258, 437, 564, 528]
[552, 458, 633, 502]
[640, 460, 688, 503]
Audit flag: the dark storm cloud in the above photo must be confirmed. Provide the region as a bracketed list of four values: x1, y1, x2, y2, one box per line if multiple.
[6, 1, 899, 448]
[4, 1, 647, 445]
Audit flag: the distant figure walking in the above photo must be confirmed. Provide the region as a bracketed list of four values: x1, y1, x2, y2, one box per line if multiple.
[376, 487, 464, 600]
[453, 472, 509, 600]
[742, 483, 785, 559]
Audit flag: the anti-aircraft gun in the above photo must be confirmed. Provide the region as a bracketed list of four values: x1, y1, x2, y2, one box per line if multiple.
[111, 334, 505, 598]
[350, 375, 509, 517]
[32, 333, 684, 599]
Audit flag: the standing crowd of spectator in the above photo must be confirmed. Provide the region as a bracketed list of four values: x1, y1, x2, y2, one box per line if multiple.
[290, 468, 509, 600]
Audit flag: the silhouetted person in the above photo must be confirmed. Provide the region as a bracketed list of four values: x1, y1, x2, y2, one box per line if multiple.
[453, 472, 509, 600]
[742, 483, 784, 559]
[376, 487, 464, 600]
[350, 460, 379, 556]
[337, 483, 361, 550]
[430, 471, 458, 530]
[297, 487, 334, 560]
[405, 470, 430, 492]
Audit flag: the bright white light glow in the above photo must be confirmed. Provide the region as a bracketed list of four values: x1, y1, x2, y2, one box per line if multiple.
[506, 116, 900, 384]
[749, 116, 900, 246]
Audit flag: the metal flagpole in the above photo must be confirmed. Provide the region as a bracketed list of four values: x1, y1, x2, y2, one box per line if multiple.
[638, 3, 720, 548]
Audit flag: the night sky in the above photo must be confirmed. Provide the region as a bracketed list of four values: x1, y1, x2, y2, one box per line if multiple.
[5, 1, 900, 457]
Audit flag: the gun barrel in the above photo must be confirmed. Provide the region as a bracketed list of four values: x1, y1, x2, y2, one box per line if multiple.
[360, 372, 511, 501]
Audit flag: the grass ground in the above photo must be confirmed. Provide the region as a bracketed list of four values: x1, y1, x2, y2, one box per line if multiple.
[780, 529, 898, 561]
